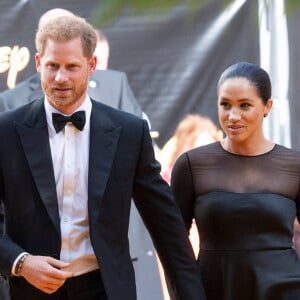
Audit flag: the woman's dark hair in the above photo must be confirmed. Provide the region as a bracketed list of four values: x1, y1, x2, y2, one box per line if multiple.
[217, 62, 271, 104]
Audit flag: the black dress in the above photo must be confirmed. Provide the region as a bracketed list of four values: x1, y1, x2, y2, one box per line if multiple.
[171, 142, 300, 300]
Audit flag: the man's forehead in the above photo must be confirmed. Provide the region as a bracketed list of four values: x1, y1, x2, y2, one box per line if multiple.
[40, 39, 86, 62]
[43, 37, 83, 53]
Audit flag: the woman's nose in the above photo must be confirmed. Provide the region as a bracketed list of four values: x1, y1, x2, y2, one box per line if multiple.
[228, 109, 241, 120]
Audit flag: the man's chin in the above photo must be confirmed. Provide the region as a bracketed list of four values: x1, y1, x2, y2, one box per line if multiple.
[47, 96, 71, 108]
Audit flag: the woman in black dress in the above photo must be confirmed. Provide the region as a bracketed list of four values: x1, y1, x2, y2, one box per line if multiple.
[171, 62, 300, 300]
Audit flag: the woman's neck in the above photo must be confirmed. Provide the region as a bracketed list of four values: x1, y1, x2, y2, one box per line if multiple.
[220, 137, 275, 156]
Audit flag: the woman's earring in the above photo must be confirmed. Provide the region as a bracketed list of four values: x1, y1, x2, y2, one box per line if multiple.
[263, 113, 268, 118]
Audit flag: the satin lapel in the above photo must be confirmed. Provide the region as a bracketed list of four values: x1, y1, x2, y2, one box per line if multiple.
[15, 99, 60, 233]
[88, 103, 121, 220]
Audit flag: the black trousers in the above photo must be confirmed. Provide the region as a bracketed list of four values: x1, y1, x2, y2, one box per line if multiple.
[59, 269, 107, 300]
[10, 269, 108, 300]
[0, 275, 10, 300]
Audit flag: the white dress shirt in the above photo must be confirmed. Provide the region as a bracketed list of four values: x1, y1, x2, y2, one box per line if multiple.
[44, 95, 99, 276]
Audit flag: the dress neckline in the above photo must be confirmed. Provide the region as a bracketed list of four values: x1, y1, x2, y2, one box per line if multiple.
[218, 141, 277, 157]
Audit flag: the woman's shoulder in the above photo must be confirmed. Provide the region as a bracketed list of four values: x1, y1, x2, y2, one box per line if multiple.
[187, 141, 222, 157]
[174, 141, 222, 168]
[272, 144, 300, 165]
[274, 144, 300, 158]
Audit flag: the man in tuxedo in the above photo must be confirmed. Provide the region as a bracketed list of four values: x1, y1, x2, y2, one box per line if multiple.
[0, 13, 205, 300]
[0, 8, 162, 300]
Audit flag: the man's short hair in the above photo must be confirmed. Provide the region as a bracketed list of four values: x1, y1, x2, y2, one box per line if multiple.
[35, 15, 97, 59]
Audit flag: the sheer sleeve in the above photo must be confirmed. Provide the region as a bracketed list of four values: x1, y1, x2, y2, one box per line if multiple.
[171, 153, 195, 233]
[296, 181, 300, 222]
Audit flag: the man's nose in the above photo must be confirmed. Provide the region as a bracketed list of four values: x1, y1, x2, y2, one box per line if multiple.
[55, 68, 68, 83]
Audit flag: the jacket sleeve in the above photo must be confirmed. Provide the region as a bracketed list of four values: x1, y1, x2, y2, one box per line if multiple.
[132, 120, 206, 300]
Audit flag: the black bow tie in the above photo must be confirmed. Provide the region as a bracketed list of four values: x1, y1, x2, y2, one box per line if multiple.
[52, 111, 86, 133]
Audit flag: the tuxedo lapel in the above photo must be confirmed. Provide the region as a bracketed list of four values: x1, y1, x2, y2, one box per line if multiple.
[15, 99, 121, 231]
[88, 102, 121, 219]
[15, 99, 60, 233]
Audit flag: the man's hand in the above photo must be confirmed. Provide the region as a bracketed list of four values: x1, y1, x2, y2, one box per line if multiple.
[20, 255, 73, 294]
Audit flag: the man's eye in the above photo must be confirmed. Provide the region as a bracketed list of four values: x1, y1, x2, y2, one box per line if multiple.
[48, 64, 57, 69]
[68, 65, 78, 69]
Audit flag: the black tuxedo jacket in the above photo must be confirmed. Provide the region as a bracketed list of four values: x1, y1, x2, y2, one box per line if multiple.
[0, 99, 205, 299]
[0, 69, 164, 299]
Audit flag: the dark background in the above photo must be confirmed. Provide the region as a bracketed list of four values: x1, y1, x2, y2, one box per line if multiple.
[1, 0, 299, 150]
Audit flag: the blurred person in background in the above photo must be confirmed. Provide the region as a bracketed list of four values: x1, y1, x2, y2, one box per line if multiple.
[160, 114, 223, 184]
[93, 29, 110, 71]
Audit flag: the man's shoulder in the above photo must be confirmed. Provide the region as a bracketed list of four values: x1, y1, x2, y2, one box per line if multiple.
[88, 68, 143, 117]
[91, 69, 126, 83]
[0, 74, 40, 98]
[0, 74, 41, 111]
[0, 98, 41, 131]
[92, 99, 142, 122]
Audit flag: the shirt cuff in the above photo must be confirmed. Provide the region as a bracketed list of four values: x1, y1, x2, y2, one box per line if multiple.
[11, 252, 29, 276]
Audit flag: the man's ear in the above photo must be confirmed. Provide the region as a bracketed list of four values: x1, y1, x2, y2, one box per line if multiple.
[88, 55, 97, 75]
[35, 53, 41, 73]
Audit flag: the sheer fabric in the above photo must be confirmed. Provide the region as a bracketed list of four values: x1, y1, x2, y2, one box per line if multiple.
[171, 142, 300, 299]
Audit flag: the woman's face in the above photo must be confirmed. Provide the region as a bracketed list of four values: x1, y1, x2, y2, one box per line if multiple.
[218, 77, 272, 145]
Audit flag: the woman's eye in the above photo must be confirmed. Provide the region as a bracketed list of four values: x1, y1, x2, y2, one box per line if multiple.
[220, 102, 230, 108]
[241, 103, 250, 108]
